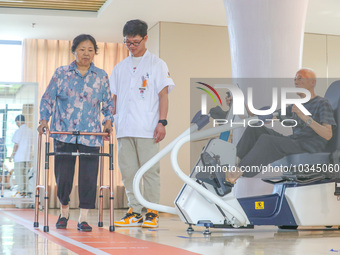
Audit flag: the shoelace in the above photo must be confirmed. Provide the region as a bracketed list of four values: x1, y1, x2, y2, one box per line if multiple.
[145, 213, 157, 221]
[122, 213, 138, 220]
[58, 216, 68, 222]
[81, 222, 89, 227]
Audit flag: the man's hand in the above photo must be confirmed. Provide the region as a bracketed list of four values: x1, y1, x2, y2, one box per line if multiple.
[10, 144, 18, 162]
[209, 106, 227, 119]
[103, 120, 113, 141]
[292, 105, 308, 122]
[292, 104, 333, 140]
[153, 123, 166, 143]
[37, 120, 49, 134]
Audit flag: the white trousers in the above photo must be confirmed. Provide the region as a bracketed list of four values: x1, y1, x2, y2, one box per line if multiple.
[117, 137, 160, 214]
[14, 162, 29, 193]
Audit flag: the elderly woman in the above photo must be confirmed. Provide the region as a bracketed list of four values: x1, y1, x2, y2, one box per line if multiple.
[38, 34, 114, 232]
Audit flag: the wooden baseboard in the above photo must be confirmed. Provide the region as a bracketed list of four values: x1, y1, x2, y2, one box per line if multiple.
[0, 204, 16, 208]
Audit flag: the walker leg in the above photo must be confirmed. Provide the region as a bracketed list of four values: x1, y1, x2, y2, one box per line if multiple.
[109, 139, 115, 232]
[34, 133, 42, 228]
[109, 177, 115, 232]
[43, 140, 50, 232]
[98, 189, 104, 227]
[98, 147, 104, 228]
[34, 191, 40, 228]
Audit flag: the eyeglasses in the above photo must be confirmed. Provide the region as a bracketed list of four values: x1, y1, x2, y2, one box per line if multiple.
[124, 37, 144, 47]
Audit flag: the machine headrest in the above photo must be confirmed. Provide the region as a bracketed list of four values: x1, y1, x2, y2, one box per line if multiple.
[324, 80, 340, 110]
[324, 80, 340, 151]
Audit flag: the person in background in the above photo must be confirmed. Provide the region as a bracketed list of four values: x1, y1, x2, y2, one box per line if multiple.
[10, 115, 33, 197]
[38, 34, 114, 232]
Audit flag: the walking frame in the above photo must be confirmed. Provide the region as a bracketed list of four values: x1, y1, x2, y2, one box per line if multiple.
[33, 130, 115, 232]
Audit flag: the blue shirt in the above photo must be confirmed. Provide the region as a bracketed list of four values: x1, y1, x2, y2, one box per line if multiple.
[40, 61, 114, 147]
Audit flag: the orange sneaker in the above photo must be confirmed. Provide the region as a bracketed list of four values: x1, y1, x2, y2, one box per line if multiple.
[114, 208, 143, 227]
[142, 209, 159, 228]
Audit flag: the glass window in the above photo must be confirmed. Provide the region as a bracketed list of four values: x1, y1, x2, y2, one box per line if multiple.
[0, 40, 22, 82]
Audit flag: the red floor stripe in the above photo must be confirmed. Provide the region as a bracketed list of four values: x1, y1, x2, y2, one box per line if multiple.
[0, 209, 199, 255]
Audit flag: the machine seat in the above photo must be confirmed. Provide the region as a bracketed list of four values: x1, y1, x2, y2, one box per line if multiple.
[262, 171, 332, 185]
[270, 152, 331, 167]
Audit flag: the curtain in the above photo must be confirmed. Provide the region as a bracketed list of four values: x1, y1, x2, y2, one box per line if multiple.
[22, 39, 129, 209]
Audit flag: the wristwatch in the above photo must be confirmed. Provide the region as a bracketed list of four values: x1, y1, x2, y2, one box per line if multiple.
[158, 119, 168, 126]
[306, 117, 313, 126]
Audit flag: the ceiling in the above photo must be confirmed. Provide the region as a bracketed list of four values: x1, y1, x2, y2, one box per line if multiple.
[0, 0, 340, 43]
[0, 0, 107, 12]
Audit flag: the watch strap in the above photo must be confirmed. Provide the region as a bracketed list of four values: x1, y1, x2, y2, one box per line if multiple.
[158, 119, 168, 126]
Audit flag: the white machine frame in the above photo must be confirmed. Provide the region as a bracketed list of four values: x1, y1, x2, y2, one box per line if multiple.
[133, 116, 340, 233]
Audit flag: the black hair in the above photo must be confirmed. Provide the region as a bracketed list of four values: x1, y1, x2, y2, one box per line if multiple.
[15, 114, 25, 122]
[123, 19, 148, 38]
[71, 34, 98, 54]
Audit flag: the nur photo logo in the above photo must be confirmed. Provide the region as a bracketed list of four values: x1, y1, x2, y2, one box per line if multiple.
[195, 81, 312, 128]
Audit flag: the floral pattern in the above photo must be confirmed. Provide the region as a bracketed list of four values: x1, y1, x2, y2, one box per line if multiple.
[40, 61, 114, 147]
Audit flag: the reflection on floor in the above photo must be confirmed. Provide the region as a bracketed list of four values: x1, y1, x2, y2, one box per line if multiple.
[0, 208, 340, 255]
[0, 185, 34, 209]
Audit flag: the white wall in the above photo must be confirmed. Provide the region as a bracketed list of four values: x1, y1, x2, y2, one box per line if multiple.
[149, 22, 232, 206]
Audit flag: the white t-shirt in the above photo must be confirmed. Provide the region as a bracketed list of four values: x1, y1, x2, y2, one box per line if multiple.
[132, 56, 143, 72]
[110, 50, 175, 138]
[12, 124, 33, 162]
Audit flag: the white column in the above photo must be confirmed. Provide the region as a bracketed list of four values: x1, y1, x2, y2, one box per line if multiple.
[223, 0, 309, 197]
[224, 0, 308, 78]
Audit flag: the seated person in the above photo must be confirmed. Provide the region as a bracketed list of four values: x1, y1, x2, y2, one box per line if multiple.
[225, 68, 336, 184]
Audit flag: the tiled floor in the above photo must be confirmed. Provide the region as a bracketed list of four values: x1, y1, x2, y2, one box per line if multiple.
[0, 207, 340, 255]
[0, 211, 77, 255]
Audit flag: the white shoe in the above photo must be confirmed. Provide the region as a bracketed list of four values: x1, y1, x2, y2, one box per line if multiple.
[11, 192, 25, 198]
[114, 208, 143, 227]
[142, 209, 159, 228]
[11, 192, 23, 198]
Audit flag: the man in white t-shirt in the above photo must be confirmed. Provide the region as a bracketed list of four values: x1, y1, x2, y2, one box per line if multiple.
[10, 115, 33, 197]
[110, 19, 175, 228]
